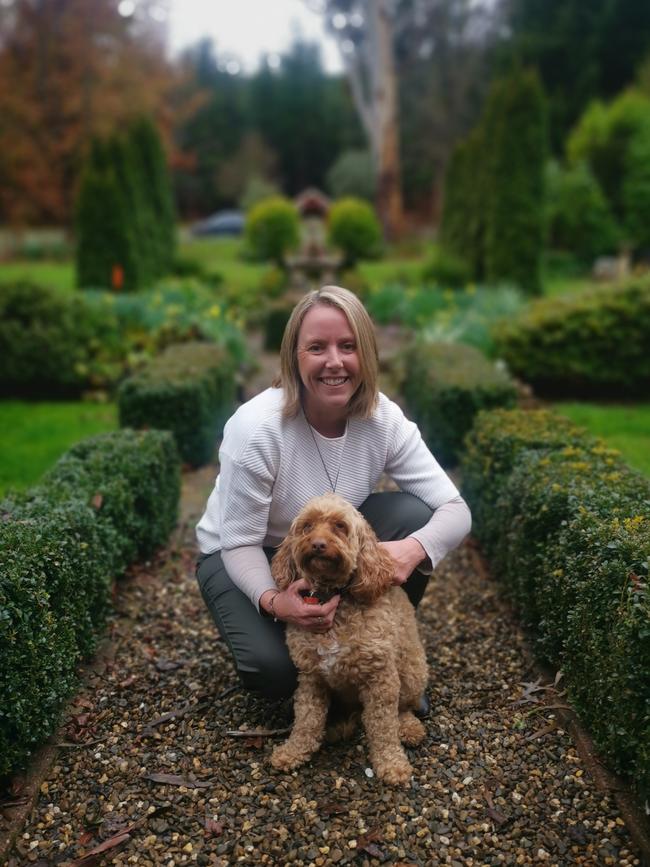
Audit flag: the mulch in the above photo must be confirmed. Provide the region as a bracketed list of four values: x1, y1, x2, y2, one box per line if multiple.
[1, 334, 647, 865]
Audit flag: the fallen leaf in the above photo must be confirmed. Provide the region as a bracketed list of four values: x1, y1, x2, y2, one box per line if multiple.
[525, 723, 556, 742]
[78, 830, 94, 846]
[68, 831, 130, 866]
[204, 817, 225, 838]
[90, 493, 103, 510]
[319, 802, 348, 816]
[144, 773, 212, 789]
[154, 658, 184, 672]
[225, 727, 291, 739]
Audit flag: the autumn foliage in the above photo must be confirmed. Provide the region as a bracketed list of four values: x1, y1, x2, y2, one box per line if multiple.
[0, 0, 173, 227]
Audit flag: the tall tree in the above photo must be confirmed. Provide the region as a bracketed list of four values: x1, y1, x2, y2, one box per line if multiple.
[0, 0, 173, 227]
[313, 0, 405, 237]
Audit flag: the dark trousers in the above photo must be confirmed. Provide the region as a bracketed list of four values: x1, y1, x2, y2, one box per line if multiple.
[196, 491, 432, 701]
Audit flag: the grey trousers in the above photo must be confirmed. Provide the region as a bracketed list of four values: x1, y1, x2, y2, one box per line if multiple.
[196, 491, 432, 701]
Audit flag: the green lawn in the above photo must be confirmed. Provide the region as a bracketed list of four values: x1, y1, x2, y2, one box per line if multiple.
[0, 401, 117, 496]
[554, 401, 650, 476]
[0, 261, 75, 293]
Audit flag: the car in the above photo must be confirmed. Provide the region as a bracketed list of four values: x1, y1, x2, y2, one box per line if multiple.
[191, 209, 245, 237]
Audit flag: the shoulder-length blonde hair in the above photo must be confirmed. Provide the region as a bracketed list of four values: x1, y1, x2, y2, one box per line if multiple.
[275, 285, 379, 419]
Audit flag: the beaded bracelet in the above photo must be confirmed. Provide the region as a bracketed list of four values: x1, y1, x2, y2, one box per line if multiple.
[268, 591, 280, 622]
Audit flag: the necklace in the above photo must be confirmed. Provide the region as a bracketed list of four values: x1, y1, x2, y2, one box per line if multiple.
[305, 415, 346, 493]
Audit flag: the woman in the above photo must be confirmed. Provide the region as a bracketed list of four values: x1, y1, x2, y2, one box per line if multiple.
[196, 285, 471, 701]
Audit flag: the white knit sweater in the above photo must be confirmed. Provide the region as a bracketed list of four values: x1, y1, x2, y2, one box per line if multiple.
[196, 387, 471, 609]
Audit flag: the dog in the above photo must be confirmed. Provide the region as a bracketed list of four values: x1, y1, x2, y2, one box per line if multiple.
[269, 493, 428, 785]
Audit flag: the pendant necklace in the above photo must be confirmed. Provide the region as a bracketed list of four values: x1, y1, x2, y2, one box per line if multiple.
[305, 414, 346, 494]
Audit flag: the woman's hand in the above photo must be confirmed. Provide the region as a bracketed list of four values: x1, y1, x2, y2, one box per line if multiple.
[261, 579, 340, 632]
[379, 537, 427, 585]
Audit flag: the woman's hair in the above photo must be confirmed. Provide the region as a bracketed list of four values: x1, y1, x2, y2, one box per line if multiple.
[276, 285, 379, 419]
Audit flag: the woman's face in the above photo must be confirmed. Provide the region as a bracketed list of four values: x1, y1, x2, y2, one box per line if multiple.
[296, 304, 360, 418]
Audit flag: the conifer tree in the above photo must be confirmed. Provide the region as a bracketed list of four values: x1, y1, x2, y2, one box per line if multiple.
[484, 70, 547, 294]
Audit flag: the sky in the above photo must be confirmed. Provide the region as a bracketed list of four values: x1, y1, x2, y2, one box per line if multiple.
[166, 0, 344, 73]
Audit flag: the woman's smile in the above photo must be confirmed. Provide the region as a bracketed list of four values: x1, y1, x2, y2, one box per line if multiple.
[297, 304, 360, 430]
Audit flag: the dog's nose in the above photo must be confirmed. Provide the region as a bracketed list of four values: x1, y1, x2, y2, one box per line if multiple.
[311, 538, 327, 552]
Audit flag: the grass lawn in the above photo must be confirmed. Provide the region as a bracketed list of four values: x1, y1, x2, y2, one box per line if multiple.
[0, 261, 75, 293]
[554, 401, 650, 477]
[0, 401, 117, 496]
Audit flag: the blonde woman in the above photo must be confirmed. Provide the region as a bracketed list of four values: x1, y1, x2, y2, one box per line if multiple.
[196, 286, 471, 702]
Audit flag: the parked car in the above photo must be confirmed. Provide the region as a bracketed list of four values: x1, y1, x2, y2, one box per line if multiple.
[191, 210, 245, 237]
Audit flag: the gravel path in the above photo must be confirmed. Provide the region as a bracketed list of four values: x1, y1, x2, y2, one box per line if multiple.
[2, 338, 646, 866]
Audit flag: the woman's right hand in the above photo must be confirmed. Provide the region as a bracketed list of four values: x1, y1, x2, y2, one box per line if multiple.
[263, 579, 339, 632]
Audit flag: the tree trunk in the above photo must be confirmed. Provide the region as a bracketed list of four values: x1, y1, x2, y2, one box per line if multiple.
[370, 0, 404, 239]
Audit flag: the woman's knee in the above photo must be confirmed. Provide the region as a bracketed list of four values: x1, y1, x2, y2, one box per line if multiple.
[239, 647, 297, 701]
[359, 491, 433, 541]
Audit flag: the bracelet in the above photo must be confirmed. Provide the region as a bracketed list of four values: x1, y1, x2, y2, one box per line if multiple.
[268, 591, 280, 622]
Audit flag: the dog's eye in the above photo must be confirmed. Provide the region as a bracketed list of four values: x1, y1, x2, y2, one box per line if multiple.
[334, 521, 348, 533]
[302, 522, 312, 533]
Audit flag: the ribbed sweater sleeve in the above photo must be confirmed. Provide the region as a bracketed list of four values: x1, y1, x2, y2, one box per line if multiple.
[408, 495, 472, 572]
[221, 546, 277, 613]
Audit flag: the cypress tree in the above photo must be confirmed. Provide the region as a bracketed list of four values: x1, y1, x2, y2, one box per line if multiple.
[129, 116, 176, 277]
[76, 140, 139, 290]
[484, 70, 547, 294]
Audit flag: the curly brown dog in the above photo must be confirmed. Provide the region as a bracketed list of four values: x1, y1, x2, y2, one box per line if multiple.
[270, 493, 428, 786]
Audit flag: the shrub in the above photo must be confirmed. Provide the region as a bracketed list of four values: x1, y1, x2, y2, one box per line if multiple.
[460, 408, 584, 555]
[328, 197, 382, 267]
[0, 282, 114, 398]
[263, 303, 294, 352]
[75, 117, 176, 290]
[401, 342, 517, 467]
[439, 127, 487, 280]
[484, 70, 547, 294]
[75, 139, 140, 291]
[245, 196, 300, 265]
[117, 342, 237, 466]
[545, 161, 620, 262]
[460, 405, 650, 800]
[421, 248, 471, 289]
[0, 429, 180, 778]
[493, 278, 650, 397]
[622, 123, 650, 251]
[326, 150, 377, 202]
[567, 90, 650, 224]
[560, 510, 650, 797]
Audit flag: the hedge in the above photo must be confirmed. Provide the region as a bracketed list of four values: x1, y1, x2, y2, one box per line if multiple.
[0, 429, 180, 778]
[117, 342, 237, 466]
[461, 407, 650, 799]
[493, 278, 650, 398]
[402, 342, 517, 467]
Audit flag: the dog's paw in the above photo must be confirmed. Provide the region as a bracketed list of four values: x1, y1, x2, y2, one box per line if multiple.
[399, 711, 426, 746]
[270, 743, 305, 772]
[373, 752, 413, 786]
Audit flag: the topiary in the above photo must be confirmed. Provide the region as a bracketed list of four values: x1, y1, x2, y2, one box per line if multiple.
[545, 160, 620, 262]
[327, 197, 382, 267]
[245, 196, 300, 266]
[326, 150, 376, 202]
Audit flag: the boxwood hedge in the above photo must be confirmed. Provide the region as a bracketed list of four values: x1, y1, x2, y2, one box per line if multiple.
[493, 278, 650, 398]
[118, 341, 237, 467]
[402, 341, 517, 467]
[0, 429, 180, 779]
[461, 407, 650, 799]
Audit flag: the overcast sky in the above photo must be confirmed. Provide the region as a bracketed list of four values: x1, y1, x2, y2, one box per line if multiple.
[167, 0, 343, 73]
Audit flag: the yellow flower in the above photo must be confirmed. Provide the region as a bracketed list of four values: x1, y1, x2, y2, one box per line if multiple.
[465, 283, 477, 296]
[208, 304, 221, 318]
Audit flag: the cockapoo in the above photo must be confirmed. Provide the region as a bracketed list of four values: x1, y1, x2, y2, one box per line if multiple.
[270, 493, 428, 785]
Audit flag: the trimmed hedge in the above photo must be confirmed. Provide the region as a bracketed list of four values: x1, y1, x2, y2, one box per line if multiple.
[0, 429, 180, 778]
[402, 342, 517, 467]
[493, 278, 650, 398]
[117, 342, 237, 467]
[461, 407, 650, 799]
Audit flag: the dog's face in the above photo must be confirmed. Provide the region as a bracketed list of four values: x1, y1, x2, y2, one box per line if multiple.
[272, 494, 395, 605]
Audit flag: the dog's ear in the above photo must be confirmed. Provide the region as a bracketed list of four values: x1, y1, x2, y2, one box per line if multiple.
[349, 517, 395, 605]
[270, 536, 299, 590]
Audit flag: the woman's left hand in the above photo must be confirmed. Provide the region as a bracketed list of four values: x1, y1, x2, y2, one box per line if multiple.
[379, 538, 427, 585]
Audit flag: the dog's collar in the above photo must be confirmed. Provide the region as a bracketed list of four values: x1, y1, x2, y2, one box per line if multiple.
[301, 573, 355, 605]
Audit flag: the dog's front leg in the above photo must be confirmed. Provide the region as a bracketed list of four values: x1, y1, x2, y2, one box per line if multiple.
[360, 672, 413, 786]
[271, 674, 329, 771]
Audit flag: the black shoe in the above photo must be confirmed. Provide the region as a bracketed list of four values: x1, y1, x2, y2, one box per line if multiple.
[414, 693, 430, 719]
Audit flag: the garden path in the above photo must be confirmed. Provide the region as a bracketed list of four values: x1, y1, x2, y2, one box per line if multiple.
[1, 335, 646, 867]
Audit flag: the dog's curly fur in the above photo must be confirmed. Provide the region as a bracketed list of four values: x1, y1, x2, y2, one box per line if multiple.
[270, 493, 428, 786]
